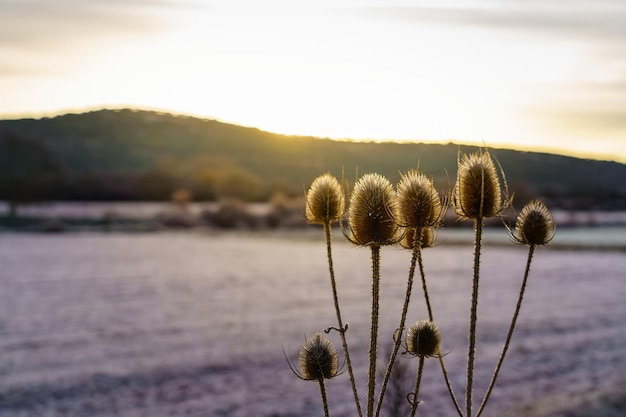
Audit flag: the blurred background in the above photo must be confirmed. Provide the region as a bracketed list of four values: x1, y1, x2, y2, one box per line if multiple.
[1, 1, 625, 416]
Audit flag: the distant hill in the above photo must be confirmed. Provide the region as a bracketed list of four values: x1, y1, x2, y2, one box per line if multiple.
[1, 108, 625, 209]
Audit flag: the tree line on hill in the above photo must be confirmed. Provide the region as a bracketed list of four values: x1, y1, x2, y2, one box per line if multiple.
[1, 109, 625, 220]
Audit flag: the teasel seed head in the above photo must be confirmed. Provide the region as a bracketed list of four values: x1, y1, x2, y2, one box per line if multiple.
[512, 199, 555, 246]
[454, 150, 507, 220]
[406, 320, 442, 358]
[401, 227, 436, 250]
[397, 170, 443, 228]
[305, 173, 345, 224]
[298, 333, 339, 381]
[346, 173, 399, 246]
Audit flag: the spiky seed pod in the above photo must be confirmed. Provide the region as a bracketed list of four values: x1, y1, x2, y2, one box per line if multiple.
[299, 333, 339, 381]
[406, 320, 442, 358]
[401, 227, 435, 250]
[347, 173, 399, 246]
[513, 200, 555, 245]
[454, 150, 504, 220]
[397, 170, 443, 228]
[306, 173, 345, 224]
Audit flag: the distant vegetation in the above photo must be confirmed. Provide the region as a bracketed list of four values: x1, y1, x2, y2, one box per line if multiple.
[1, 109, 625, 211]
[0, 132, 64, 218]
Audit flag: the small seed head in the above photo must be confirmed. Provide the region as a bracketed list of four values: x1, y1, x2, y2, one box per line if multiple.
[406, 320, 442, 358]
[298, 333, 339, 380]
[513, 200, 555, 245]
[397, 170, 443, 228]
[401, 227, 435, 250]
[306, 173, 345, 224]
[347, 173, 399, 246]
[454, 150, 504, 220]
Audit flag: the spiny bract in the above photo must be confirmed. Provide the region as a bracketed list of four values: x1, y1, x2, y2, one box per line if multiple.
[454, 150, 504, 220]
[347, 173, 399, 246]
[513, 200, 555, 245]
[306, 173, 345, 224]
[406, 320, 442, 358]
[299, 333, 339, 381]
[397, 170, 442, 228]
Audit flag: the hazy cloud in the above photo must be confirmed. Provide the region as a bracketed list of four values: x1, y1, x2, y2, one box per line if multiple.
[557, 110, 626, 133]
[358, 0, 626, 45]
[530, 109, 626, 153]
[354, 0, 626, 150]
[520, 74, 626, 144]
[1, 0, 624, 160]
[0, 0, 203, 77]
[0, 0, 181, 47]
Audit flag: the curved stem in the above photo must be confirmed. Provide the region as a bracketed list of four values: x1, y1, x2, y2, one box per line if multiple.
[375, 229, 421, 417]
[417, 238, 433, 321]
[409, 356, 425, 417]
[324, 222, 363, 417]
[475, 244, 535, 417]
[367, 245, 381, 417]
[416, 242, 464, 417]
[439, 356, 464, 417]
[466, 218, 484, 417]
[318, 378, 331, 417]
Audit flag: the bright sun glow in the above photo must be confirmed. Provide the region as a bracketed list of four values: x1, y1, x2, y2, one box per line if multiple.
[1, 0, 625, 162]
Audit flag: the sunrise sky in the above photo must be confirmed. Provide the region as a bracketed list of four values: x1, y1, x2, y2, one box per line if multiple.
[1, 0, 625, 162]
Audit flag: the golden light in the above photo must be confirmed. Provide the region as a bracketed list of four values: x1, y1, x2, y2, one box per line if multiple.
[1, 1, 624, 162]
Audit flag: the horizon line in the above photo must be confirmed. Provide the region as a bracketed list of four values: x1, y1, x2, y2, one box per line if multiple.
[1, 105, 624, 165]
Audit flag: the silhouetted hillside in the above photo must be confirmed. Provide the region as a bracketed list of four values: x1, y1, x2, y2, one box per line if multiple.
[1, 109, 625, 209]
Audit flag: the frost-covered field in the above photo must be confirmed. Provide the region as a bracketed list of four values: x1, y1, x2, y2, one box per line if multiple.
[0, 230, 624, 417]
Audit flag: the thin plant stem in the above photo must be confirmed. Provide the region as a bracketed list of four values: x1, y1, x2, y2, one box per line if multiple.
[367, 244, 381, 417]
[318, 378, 331, 417]
[323, 222, 363, 417]
[475, 244, 536, 417]
[466, 218, 484, 417]
[375, 228, 421, 417]
[439, 357, 464, 417]
[416, 240, 464, 417]
[409, 356, 425, 417]
[417, 238, 433, 321]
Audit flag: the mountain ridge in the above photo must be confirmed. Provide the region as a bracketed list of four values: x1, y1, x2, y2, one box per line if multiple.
[1, 108, 625, 208]
[3, 107, 622, 164]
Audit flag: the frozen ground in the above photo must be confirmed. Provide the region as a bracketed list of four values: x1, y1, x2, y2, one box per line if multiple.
[0, 230, 624, 417]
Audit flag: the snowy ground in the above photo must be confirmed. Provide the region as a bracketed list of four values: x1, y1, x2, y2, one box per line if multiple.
[0, 230, 624, 417]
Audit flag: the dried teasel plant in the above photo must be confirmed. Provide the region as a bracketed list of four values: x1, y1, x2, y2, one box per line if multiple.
[306, 173, 345, 225]
[345, 173, 400, 417]
[454, 149, 510, 220]
[291, 148, 555, 417]
[296, 333, 340, 381]
[510, 199, 556, 246]
[403, 320, 443, 417]
[287, 333, 341, 417]
[345, 173, 400, 247]
[452, 149, 512, 417]
[305, 173, 363, 417]
[405, 320, 442, 359]
[397, 170, 444, 229]
[400, 227, 436, 251]
[474, 199, 556, 417]
[375, 171, 453, 417]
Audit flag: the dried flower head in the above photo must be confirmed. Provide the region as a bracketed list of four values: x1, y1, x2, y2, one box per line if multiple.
[401, 227, 436, 250]
[306, 173, 345, 224]
[298, 333, 339, 381]
[397, 170, 443, 228]
[512, 200, 555, 245]
[454, 150, 506, 220]
[406, 320, 442, 358]
[347, 173, 399, 246]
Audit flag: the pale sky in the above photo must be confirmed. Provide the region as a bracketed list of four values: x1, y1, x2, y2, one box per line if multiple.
[1, 0, 625, 162]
